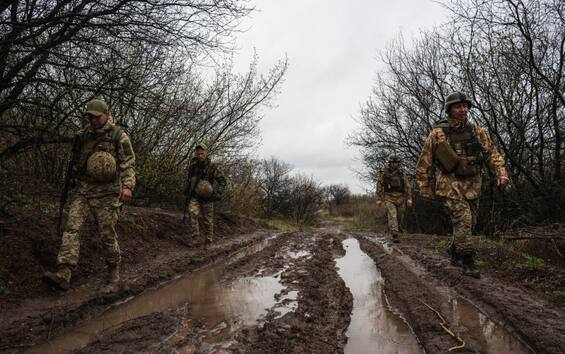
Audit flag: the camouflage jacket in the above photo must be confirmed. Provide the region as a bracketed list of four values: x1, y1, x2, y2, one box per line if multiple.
[415, 118, 507, 200]
[75, 121, 136, 198]
[186, 157, 227, 202]
[376, 168, 412, 204]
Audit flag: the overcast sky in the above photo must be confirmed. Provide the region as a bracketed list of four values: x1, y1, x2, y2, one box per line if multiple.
[232, 0, 449, 193]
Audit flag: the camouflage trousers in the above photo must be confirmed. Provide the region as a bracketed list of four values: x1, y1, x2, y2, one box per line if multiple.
[189, 200, 214, 242]
[444, 198, 479, 252]
[57, 193, 121, 268]
[383, 199, 405, 233]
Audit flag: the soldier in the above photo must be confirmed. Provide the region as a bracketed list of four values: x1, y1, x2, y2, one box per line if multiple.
[416, 92, 509, 278]
[43, 99, 135, 290]
[185, 143, 227, 245]
[376, 155, 413, 242]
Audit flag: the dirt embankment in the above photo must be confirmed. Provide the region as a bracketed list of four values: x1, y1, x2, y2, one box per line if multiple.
[0, 206, 263, 352]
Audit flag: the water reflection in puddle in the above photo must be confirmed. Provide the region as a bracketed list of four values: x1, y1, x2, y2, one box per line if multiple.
[25, 239, 294, 354]
[336, 238, 422, 354]
[453, 298, 533, 353]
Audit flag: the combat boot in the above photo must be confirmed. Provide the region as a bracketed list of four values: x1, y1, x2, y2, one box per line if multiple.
[107, 264, 120, 284]
[447, 243, 462, 267]
[461, 252, 481, 279]
[43, 266, 71, 291]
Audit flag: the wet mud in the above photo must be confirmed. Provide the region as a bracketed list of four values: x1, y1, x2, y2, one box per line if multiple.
[357, 233, 548, 354]
[0, 228, 271, 353]
[2, 214, 563, 353]
[336, 238, 421, 354]
[397, 238, 565, 354]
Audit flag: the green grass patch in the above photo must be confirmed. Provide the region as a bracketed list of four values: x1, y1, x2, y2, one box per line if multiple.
[436, 239, 451, 252]
[518, 254, 545, 271]
[254, 218, 308, 232]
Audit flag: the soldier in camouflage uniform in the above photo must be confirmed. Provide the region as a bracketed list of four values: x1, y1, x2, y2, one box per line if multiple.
[185, 144, 227, 245]
[43, 99, 136, 290]
[376, 155, 413, 242]
[415, 92, 509, 278]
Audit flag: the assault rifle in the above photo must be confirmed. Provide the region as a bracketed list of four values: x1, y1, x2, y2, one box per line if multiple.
[58, 135, 82, 236]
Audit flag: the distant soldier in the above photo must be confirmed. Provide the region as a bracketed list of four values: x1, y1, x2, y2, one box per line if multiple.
[184, 144, 227, 245]
[43, 99, 135, 290]
[416, 92, 509, 278]
[376, 155, 413, 243]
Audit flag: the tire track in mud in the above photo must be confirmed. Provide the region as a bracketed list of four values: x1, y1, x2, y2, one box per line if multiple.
[398, 242, 565, 354]
[0, 231, 271, 353]
[67, 231, 352, 354]
[228, 231, 353, 353]
[356, 236, 465, 354]
[357, 234, 546, 354]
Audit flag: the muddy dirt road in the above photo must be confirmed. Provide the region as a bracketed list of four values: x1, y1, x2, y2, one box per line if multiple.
[2, 221, 564, 353]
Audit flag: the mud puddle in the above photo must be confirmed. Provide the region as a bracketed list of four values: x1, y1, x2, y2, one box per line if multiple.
[368, 235, 534, 353]
[25, 238, 291, 354]
[336, 238, 422, 354]
[452, 297, 533, 353]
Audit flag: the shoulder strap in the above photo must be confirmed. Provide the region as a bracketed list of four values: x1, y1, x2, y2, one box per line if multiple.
[111, 126, 123, 143]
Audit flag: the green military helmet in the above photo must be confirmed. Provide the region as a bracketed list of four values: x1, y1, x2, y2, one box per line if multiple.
[444, 92, 473, 113]
[388, 155, 400, 163]
[195, 142, 208, 151]
[86, 151, 117, 182]
[195, 180, 214, 199]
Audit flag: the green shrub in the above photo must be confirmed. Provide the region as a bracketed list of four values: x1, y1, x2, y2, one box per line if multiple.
[519, 254, 545, 270]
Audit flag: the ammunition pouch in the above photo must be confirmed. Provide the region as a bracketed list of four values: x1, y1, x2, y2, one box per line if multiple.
[454, 157, 480, 177]
[389, 176, 401, 188]
[435, 141, 459, 173]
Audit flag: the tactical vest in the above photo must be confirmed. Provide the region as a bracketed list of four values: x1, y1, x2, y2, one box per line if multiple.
[78, 125, 123, 182]
[382, 169, 404, 193]
[438, 122, 483, 177]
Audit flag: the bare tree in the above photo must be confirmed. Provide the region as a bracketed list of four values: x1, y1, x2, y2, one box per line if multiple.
[350, 0, 565, 226]
[257, 157, 293, 217]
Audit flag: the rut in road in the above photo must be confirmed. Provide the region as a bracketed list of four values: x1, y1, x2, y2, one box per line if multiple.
[16, 226, 545, 354]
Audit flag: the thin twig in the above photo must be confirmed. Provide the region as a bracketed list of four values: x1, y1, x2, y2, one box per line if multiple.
[418, 299, 465, 352]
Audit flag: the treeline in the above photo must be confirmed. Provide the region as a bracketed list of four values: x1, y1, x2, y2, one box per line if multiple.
[0, 1, 288, 215]
[350, 0, 565, 231]
[220, 157, 333, 225]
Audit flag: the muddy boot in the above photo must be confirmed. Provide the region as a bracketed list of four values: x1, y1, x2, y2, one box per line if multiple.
[204, 236, 213, 248]
[107, 264, 120, 284]
[43, 266, 71, 291]
[447, 243, 461, 267]
[461, 252, 481, 279]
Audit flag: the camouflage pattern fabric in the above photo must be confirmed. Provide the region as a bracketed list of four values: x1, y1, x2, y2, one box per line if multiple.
[189, 199, 214, 242]
[56, 120, 135, 269]
[415, 118, 507, 200]
[444, 198, 479, 251]
[376, 167, 412, 233]
[186, 156, 227, 202]
[376, 168, 412, 202]
[383, 196, 405, 233]
[416, 117, 506, 253]
[76, 121, 136, 198]
[57, 194, 121, 267]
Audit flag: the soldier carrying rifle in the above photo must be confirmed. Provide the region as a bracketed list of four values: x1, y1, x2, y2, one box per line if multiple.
[43, 99, 136, 291]
[183, 143, 226, 246]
